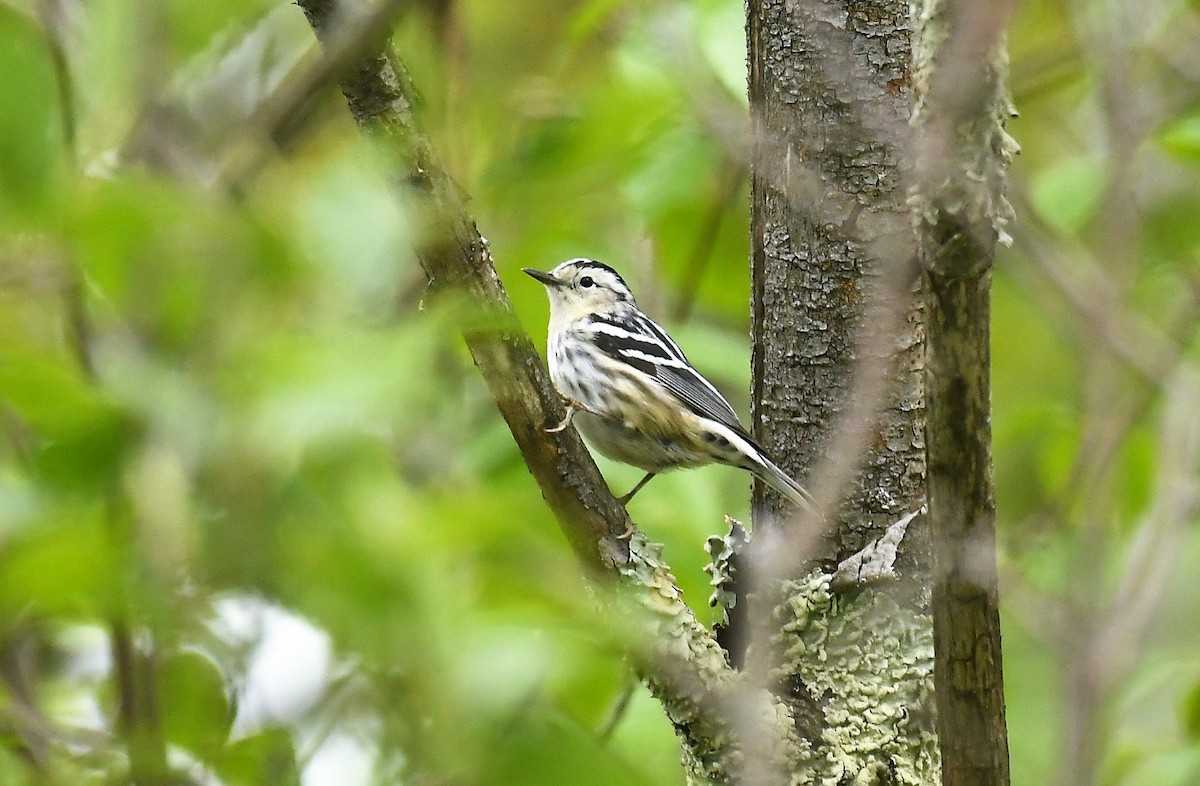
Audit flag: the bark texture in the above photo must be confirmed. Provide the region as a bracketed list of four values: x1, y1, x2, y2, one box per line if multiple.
[912, 0, 1016, 782]
[747, 0, 1016, 781]
[748, 0, 925, 558]
[746, 0, 937, 782]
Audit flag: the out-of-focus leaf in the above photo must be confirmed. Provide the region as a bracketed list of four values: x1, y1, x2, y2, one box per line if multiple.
[697, 0, 747, 102]
[292, 148, 415, 314]
[451, 626, 553, 716]
[0, 7, 63, 221]
[216, 727, 300, 786]
[70, 178, 299, 355]
[0, 747, 38, 786]
[1115, 746, 1200, 786]
[486, 708, 654, 786]
[0, 506, 119, 622]
[1029, 155, 1107, 234]
[1105, 741, 1146, 786]
[608, 684, 687, 786]
[541, 629, 626, 727]
[1113, 427, 1155, 524]
[1035, 410, 1081, 502]
[1181, 679, 1200, 742]
[0, 354, 140, 490]
[1158, 111, 1200, 163]
[565, 0, 628, 50]
[221, 323, 443, 466]
[158, 648, 234, 759]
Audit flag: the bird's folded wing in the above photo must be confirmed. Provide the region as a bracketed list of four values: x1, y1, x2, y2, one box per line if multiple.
[587, 314, 746, 434]
[653, 363, 747, 431]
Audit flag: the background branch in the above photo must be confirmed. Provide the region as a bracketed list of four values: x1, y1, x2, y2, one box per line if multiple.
[914, 0, 1015, 782]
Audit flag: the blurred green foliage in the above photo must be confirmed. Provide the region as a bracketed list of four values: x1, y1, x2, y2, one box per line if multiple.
[0, 0, 1197, 784]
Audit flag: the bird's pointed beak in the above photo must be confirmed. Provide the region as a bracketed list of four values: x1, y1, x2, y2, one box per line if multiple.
[523, 268, 562, 287]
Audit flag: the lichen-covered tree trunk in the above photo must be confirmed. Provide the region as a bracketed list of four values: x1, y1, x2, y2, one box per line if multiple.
[747, 0, 936, 781]
[746, 0, 1012, 782]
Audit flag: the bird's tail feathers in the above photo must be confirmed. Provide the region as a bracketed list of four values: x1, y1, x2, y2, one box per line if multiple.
[705, 421, 823, 519]
[756, 457, 822, 520]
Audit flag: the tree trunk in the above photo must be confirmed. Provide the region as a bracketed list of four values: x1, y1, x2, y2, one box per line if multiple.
[746, 0, 936, 781]
[913, 1, 1016, 782]
[748, 0, 925, 561]
[746, 0, 1013, 782]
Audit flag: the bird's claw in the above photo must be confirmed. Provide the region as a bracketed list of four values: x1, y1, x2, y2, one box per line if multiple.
[546, 401, 579, 433]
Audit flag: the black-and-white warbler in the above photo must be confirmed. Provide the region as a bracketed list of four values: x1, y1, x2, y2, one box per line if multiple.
[524, 258, 820, 517]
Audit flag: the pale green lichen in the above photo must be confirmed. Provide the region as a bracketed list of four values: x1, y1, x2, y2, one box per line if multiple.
[619, 533, 731, 677]
[769, 571, 940, 785]
[704, 517, 749, 622]
[618, 532, 810, 785]
[624, 521, 937, 785]
[618, 533, 746, 784]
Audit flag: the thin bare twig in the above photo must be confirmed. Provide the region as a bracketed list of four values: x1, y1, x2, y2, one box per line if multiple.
[1010, 214, 1184, 385]
[35, 0, 79, 168]
[214, 0, 411, 192]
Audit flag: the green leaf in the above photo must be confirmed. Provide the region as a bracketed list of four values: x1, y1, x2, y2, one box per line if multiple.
[487, 709, 654, 786]
[1181, 679, 1200, 743]
[0, 506, 120, 622]
[698, 0, 748, 102]
[1158, 111, 1200, 163]
[0, 7, 63, 221]
[215, 728, 300, 786]
[158, 649, 234, 759]
[1029, 155, 1108, 234]
[0, 354, 139, 490]
[69, 178, 299, 355]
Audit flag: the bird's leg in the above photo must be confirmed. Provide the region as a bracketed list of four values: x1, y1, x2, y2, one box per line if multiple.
[617, 472, 657, 506]
[546, 398, 582, 433]
[614, 474, 656, 540]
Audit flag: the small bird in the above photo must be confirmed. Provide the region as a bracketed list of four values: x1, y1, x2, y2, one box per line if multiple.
[524, 258, 820, 517]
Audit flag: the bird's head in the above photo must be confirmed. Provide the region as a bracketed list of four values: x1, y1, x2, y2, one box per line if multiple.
[523, 259, 636, 324]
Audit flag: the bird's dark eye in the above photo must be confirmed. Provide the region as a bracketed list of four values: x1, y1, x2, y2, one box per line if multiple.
[579, 276, 594, 288]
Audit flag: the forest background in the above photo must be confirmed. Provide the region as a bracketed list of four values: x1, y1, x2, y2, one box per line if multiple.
[0, 0, 1198, 784]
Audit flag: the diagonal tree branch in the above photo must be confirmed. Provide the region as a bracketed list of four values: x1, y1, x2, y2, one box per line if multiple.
[294, 0, 632, 571]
